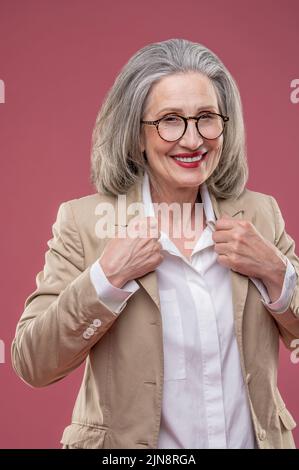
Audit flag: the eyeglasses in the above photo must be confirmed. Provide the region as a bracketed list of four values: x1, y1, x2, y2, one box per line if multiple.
[141, 112, 229, 142]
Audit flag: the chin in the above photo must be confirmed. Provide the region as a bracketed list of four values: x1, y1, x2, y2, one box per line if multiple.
[172, 175, 205, 189]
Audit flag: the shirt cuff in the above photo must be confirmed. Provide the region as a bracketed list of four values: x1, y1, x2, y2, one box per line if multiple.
[251, 258, 297, 314]
[89, 260, 140, 314]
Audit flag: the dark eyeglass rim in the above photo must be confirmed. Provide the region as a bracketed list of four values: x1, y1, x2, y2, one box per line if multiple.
[141, 112, 229, 142]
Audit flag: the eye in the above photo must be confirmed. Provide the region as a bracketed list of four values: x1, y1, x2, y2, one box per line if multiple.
[162, 115, 181, 123]
[198, 112, 215, 120]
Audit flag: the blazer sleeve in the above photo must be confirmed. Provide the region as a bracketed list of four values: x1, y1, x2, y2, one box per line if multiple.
[268, 195, 299, 349]
[11, 201, 119, 387]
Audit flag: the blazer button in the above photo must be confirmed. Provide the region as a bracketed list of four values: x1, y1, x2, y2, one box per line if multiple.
[86, 327, 95, 336]
[83, 331, 91, 340]
[258, 429, 266, 441]
[92, 319, 102, 328]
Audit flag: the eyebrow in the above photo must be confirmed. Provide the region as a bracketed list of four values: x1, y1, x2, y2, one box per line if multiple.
[156, 106, 217, 116]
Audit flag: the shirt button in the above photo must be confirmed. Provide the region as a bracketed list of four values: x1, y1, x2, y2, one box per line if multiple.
[92, 319, 102, 328]
[86, 327, 95, 336]
[258, 429, 267, 441]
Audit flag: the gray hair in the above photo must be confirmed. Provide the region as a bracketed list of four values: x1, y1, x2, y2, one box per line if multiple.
[91, 38, 248, 199]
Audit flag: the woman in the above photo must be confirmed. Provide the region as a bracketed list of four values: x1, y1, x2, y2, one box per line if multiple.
[12, 39, 299, 449]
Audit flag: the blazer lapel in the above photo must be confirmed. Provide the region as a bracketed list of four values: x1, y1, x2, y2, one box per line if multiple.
[210, 193, 249, 343]
[124, 181, 161, 311]
[136, 271, 161, 310]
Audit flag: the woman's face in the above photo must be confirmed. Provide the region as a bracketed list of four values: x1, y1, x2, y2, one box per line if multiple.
[140, 72, 223, 192]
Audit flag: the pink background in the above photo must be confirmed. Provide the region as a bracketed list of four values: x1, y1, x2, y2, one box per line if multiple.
[0, 0, 298, 448]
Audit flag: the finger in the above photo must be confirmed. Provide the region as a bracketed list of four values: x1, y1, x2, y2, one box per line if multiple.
[214, 216, 235, 231]
[146, 229, 161, 241]
[156, 240, 163, 251]
[214, 242, 231, 255]
[212, 230, 232, 243]
[216, 253, 232, 269]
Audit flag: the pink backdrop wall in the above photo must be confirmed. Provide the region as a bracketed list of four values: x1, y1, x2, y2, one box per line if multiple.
[0, 0, 298, 448]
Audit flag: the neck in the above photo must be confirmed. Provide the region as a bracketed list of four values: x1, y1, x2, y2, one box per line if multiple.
[149, 179, 201, 208]
[148, 177, 205, 240]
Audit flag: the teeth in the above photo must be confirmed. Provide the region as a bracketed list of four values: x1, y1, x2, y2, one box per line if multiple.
[174, 153, 206, 162]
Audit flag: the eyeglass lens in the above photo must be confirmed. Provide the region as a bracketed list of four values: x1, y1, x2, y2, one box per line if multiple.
[158, 114, 224, 141]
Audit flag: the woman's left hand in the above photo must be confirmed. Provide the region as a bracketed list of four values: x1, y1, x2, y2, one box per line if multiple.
[212, 215, 287, 301]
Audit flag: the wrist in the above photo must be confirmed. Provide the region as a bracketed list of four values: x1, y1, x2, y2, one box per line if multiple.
[263, 252, 286, 283]
[106, 273, 127, 289]
[99, 259, 127, 289]
[261, 253, 287, 302]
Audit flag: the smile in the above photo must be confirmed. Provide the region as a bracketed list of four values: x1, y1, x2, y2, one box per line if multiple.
[174, 154, 206, 162]
[171, 151, 208, 167]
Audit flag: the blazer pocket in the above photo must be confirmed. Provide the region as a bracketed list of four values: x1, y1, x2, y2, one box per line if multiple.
[278, 407, 297, 431]
[60, 422, 107, 449]
[274, 388, 297, 431]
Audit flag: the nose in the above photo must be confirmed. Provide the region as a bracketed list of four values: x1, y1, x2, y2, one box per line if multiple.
[179, 118, 204, 149]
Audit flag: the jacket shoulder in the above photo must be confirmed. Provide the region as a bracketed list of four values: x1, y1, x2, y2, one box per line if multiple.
[61, 192, 116, 218]
[54, 193, 118, 262]
[65, 192, 116, 208]
[237, 187, 280, 217]
[235, 188, 282, 240]
[217, 187, 276, 220]
[55, 192, 117, 235]
[238, 187, 275, 206]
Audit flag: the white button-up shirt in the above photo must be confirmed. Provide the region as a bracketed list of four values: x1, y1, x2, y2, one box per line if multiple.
[89, 173, 296, 448]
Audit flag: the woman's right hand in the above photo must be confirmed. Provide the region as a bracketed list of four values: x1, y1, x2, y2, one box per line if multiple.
[98, 216, 164, 288]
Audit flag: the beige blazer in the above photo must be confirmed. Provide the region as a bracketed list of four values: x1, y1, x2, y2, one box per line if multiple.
[11, 182, 299, 449]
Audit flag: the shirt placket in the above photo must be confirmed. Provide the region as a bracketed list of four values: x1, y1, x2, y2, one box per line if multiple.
[187, 237, 227, 448]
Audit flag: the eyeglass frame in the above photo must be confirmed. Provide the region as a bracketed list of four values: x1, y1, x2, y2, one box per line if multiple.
[140, 112, 229, 142]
